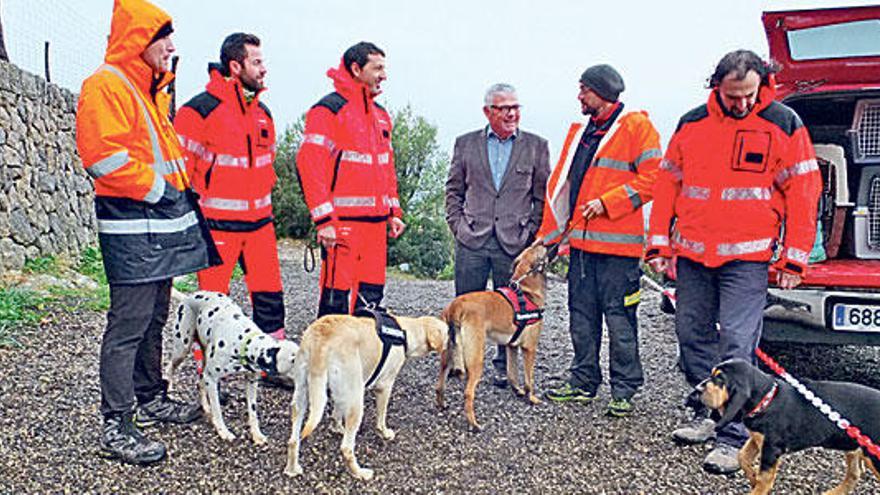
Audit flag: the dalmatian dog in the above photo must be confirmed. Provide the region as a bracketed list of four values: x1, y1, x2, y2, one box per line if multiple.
[166, 291, 298, 444]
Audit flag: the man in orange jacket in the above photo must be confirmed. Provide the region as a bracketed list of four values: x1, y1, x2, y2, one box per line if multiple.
[76, 0, 213, 466]
[297, 42, 405, 316]
[540, 65, 661, 417]
[646, 50, 821, 474]
[175, 33, 285, 341]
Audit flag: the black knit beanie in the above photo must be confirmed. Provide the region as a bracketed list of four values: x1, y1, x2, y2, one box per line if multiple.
[579, 64, 625, 102]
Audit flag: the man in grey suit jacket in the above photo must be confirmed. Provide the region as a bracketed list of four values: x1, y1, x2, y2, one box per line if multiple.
[445, 83, 550, 387]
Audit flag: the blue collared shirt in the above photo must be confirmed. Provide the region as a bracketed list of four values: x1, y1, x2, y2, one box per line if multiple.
[486, 126, 517, 190]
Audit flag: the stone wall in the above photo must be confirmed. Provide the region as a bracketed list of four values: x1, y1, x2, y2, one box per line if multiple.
[0, 60, 95, 272]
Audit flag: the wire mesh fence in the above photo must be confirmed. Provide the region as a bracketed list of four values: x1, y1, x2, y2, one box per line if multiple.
[2, 0, 108, 92]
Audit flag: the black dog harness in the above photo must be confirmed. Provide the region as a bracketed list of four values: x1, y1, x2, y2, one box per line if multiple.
[495, 286, 543, 345]
[355, 307, 407, 388]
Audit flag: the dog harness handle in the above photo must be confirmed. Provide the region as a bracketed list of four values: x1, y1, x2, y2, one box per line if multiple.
[495, 286, 543, 346]
[354, 307, 407, 389]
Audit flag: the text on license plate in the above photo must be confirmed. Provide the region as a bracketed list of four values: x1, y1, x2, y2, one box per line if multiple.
[833, 303, 880, 332]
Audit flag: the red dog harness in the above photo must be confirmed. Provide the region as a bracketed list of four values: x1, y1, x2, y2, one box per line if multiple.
[495, 286, 543, 345]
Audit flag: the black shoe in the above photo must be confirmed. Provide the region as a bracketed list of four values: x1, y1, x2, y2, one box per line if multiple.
[260, 373, 295, 390]
[492, 370, 509, 389]
[100, 412, 166, 465]
[135, 393, 202, 427]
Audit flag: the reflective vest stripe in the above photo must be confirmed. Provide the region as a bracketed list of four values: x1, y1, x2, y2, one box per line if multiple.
[341, 151, 372, 164]
[786, 247, 810, 264]
[634, 148, 662, 168]
[775, 159, 819, 186]
[660, 158, 683, 182]
[144, 173, 166, 204]
[179, 136, 215, 162]
[216, 154, 248, 167]
[255, 153, 273, 168]
[570, 229, 644, 245]
[97, 211, 199, 234]
[100, 65, 165, 173]
[302, 133, 335, 150]
[311, 201, 334, 219]
[624, 184, 642, 209]
[717, 238, 773, 256]
[594, 157, 632, 171]
[254, 193, 272, 209]
[682, 185, 710, 200]
[650, 235, 670, 247]
[202, 197, 249, 211]
[378, 152, 390, 164]
[673, 231, 706, 254]
[86, 151, 129, 178]
[721, 187, 772, 201]
[334, 196, 376, 207]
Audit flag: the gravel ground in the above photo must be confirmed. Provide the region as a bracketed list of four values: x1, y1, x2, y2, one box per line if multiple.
[2, 239, 879, 494]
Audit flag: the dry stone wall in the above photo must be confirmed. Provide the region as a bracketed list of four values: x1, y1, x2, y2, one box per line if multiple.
[0, 60, 96, 272]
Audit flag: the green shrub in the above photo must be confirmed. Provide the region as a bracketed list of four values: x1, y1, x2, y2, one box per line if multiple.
[0, 288, 46, 348]
[24, 256, 58, 274]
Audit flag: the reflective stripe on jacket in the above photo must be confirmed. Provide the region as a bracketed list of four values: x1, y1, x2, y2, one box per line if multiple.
[174, 64, 277, 224]
[296, 60, 402, 226]
[76, 0, 209, 284]
[645, 84, 821, 275]
[537, 111, 662, 258]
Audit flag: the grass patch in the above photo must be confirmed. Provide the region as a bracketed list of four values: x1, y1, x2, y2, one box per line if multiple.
[24, 255, 58, 275]
[173, 274, 199, 293]
[0, 287, 47, 348]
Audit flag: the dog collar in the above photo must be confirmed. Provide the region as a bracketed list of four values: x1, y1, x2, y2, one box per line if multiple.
[746, 382, 779, 418]
[238, 330, 263, 367]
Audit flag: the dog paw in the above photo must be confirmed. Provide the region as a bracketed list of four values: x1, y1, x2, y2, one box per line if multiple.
[353, 468, 374, 481]
[283, 464, 303, 477]
[513, 386, 526, 397]
[379, 428, 396, 441]
[528, 394, 542, 405]
[218, 430, 236, 442]
[252, 432, 268, 445]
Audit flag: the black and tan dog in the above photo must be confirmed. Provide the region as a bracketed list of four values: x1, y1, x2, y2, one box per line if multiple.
[435, 242, 548, 430]
[699, 359, 880, 494]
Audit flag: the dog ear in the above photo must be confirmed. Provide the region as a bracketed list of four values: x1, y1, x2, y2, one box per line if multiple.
[714, 365, 751, 430]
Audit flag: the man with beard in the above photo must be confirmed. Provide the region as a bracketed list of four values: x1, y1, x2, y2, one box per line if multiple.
[297, 42, 405, 316]
[646, 50, 821, 473]
[540, 64, 661, 418]
[175, 33, 286, 342]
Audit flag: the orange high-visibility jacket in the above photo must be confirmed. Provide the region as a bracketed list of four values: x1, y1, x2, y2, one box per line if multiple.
[76, 0, 209, 283]
[537, 111, 662, 258]
[296, 60, 402, 227]
[645, 84, 821, 275]
[175, 64, 277, 226]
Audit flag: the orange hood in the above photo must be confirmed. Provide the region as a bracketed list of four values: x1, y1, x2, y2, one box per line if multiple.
[104, 0, 172, 66]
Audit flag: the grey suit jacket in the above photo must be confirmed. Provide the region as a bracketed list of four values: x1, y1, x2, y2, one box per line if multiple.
[445, 128, 550, 256]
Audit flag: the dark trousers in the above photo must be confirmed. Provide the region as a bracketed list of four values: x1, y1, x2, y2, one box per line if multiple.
[454, 236, 515, 373]
[567, 250, 643, 399]
[99, 279, 172, 417]
[675, 257, 767, 447]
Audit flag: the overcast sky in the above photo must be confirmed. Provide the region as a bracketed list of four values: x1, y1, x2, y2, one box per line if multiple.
[4, 0, 874, 156]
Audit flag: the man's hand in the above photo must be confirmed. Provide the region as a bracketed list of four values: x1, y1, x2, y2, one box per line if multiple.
[776, 271, 802, 290]
[648, 256, 670, 275]
[316, 225, 337, 248]
[389, 217, 406, 238]
[581, 198, 606, 220]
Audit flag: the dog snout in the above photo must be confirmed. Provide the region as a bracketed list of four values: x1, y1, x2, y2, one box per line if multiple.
[696, 377, 710, 393]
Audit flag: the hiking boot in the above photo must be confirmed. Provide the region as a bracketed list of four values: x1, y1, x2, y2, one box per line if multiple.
[703, 443, 741, 475]
[100, 412, 166, 465]
[672, 415, 716, 445]
[135, 393, 202, 427]
[606, 397, 634, 417]
[544, 382, 596, 403]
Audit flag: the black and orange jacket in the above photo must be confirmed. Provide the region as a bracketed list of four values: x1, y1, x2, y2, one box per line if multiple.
[296, 60, 402, 227]
[537, 110, 662, 258]
[174, 64, 276, 229]
[76, 0, 209, 283]
[646, 83, 822, 275]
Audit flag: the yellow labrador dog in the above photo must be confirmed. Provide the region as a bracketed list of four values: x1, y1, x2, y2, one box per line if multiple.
[435, 242, 548, 430]
[284, 312, 447, 481]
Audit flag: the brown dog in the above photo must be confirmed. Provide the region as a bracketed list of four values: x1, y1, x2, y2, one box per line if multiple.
[436, 242, 548, 430]
[284, 313, 447, 481]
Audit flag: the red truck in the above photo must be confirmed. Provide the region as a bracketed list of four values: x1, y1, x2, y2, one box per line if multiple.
[660, 6, 880, 345]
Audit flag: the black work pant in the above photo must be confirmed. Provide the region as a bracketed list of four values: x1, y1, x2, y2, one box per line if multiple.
[567, 250, 643, 400]
[454, 235, 515, 373]
[99, 279, 172, 417]
[675, 257, 767, 448]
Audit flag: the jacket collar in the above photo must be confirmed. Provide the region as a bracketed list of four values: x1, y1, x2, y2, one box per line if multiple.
[707, 81, 777, 122]
[205, 63, 265, 110]
[327, 58, 375, 112]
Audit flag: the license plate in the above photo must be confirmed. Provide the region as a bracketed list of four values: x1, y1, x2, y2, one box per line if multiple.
[832, 303, 880, 332]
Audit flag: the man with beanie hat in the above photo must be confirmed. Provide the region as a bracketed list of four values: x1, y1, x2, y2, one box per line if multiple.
[540, 64, 661, 417]
[77, 0, 213, 465]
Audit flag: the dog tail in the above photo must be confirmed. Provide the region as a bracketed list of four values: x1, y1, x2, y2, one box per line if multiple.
[300, 349, 329, 440]
[290, 346, 310, 440]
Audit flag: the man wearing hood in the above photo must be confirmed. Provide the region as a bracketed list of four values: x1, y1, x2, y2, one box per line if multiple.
[646, 49, 821, 474]
[76, 0, 212, 465]
[297, 41, 405, 316]
[175, 33, 285, 344]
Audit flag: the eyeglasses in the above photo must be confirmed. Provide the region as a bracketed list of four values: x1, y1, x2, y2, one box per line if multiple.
[490, 104, 522, 115]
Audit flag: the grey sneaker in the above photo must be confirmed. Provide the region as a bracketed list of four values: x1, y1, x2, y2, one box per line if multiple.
[703, 443, 741, 474]
[672, 417, 716, 445]
[135, 393, 202, 427]
[100, 412, 166, 465]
